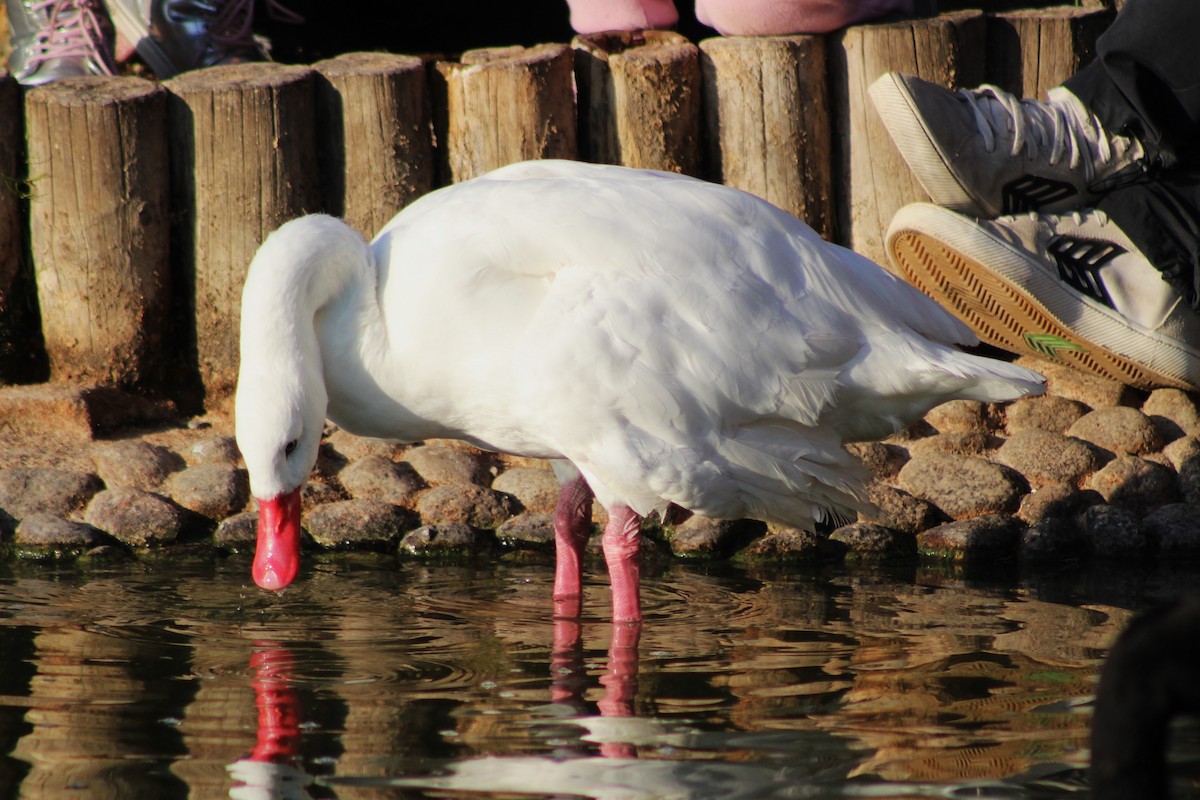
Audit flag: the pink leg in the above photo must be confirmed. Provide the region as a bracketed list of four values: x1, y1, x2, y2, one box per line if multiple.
[598, 621, 642, 758]
[602, 505, 643, 623]
[553, 475, 594, 619]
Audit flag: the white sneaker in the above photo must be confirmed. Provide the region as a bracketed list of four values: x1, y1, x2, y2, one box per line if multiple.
[885, 203, 1200, 392]
[869, 72, 1147, 218]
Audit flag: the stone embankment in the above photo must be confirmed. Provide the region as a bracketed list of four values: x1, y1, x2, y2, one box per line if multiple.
[1, 355, 1198, 572]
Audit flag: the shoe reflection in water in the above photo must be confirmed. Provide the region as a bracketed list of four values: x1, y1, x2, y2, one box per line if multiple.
[226, 645, 314, 800]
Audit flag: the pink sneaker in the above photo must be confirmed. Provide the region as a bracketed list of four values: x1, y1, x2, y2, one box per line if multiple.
[565, 0, 678, 34]
[695, 0, 917, 36]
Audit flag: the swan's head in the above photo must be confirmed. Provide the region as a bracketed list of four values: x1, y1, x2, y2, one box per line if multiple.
[235, 216, 343, 591]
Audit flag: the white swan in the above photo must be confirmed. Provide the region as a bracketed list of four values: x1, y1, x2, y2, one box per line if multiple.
[235, 160, 1044, 621]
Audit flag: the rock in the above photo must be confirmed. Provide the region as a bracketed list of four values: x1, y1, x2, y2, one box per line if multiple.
[0, 467, 104, 520]
[338, 455, 424, 506]
[1020, 517, 1088, 562]
[1022, 359, 1129, 408]
[92, 440, 186, 490]
[1145, 503, 1200, 558]
[847, 441, 909, 481]
[302, 479, 346, 508]
[324, 428, 405, 461]
[495, 513, 556, 551]
[734, 527, 838, 563]
[667, 515, 759, 559]
[925, 399, 987, 434]
[896, 452, 1027, 519]
[188, 435, 241, 466]
[829, 523, 916, 560]
[1005, 394, 1089, 435]
[416, 484, 516, 528]
[0, 383, 175, 442]
[1087, 456, 1179, 509]
[862, 483, 944, 534]
[304, 500, 414, 550]
[1165, 437, 1200, 505]
[1142, 388, 1200, 441]
[404, 444, 492, 486]
[84, 488, 185, 547]
[916, 514, 1024, 562]
[994, 428, 1101, 487]
[1082, 504, 1149, 558]
[14, 513, 107, 554]
[214, 510, 258, 550]
[399, 521, 494, 557]
[1066, 406, 1163, 456]
[1017, 482, 1103, 524]
[162, 464, 250, 520]
[492, 467, 561, 514]
[906, 431, 995, 458]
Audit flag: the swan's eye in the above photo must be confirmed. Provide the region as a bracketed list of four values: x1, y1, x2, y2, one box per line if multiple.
[284, 440, 298, 456]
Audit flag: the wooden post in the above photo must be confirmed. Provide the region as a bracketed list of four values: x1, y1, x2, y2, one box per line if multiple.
[313, 52, 435, 238]
[24, 76, 171, 390]
[700, 35, 833, 239]
[432, 44, 576, 184]
[572, 31, 701, 176]
[987, 6, 1114, 99]
[831, 10, 987, 265]
[0, 71, 43, 384]
[165, 63, 321, 404]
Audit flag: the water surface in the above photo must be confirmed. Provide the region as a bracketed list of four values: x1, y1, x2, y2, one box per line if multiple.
[1, 556, 1198, 799]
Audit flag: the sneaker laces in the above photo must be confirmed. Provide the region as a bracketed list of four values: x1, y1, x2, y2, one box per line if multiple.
[204, 0, 302, 48]
[26, 0, 115, 74]
[958, 84, 1118, 179]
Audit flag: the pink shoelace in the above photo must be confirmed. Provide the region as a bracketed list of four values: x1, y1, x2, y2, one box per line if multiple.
[27, 0, 115, 74]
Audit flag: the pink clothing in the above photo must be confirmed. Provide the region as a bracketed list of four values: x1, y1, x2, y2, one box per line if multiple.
[566, 0, 914, 36]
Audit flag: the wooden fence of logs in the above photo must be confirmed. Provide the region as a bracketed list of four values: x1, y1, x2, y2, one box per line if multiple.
[0, 5, 1113, 412]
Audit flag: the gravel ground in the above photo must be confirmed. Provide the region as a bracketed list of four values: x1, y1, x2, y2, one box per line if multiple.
[1, 355, 1198, 571]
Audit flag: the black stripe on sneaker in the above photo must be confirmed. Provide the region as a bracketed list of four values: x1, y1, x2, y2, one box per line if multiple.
[1002, 176, 1077, 213]
[1047, 235, 1124, 309]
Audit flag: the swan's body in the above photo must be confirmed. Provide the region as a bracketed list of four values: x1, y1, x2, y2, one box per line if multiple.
[235, 160, 1044, 619]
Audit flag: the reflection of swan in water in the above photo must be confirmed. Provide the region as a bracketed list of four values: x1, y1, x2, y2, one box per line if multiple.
[226, 645, 315, 800]
[1091, 596, 1200, 800]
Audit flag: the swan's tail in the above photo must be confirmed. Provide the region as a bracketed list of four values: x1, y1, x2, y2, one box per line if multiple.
[949, 349, 1047, 404]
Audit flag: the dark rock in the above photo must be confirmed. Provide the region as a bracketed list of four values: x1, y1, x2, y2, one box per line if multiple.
[1067, 406, 1163, 456]
[1087, 455, 1179, 509]
[906, 431, 995, 458]
[1145, 503, 1200, 558]
[897, 451, 1027, 519]
[84, 487, 185, 547]
[1005, 394, 1089, 435]
[0, 467, 103, 520]
[14, 513, 107, 555]
[994, 428, 1101, 487]
[404, 444, 491, 486]
[492, 467, 561, 514]
[304, 500, 414, 550]
[667, 515, 759, 559]
[214, 510, 259, 550]
[1082, 504, 1149, 558]
[495, 513, 556, 550]
[925, 400, 987, 434]
[1142, 388, 1200, 441]
[187, 435, 241, 466]
[0, 383, 175, 441]
[1020, 517, 1087, 562]
[829, 523, 916, 560]
[338, 455, 424, 506]
[91, 440, 185, 490]
[916, 514, 1024, 562]
[862, 483, 944, 534]
[1016, 482, 1103, 524]
[734, 527, 838, 563]
[302, 479, 347, 509]
[847, 441, 909, 481]
[416, 483, 516, 528]
[399, 522, 494, 557]
[162, 464, 250, 520]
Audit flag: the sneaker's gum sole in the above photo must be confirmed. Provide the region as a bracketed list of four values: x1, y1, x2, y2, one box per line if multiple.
[887, 229, 1191, 392]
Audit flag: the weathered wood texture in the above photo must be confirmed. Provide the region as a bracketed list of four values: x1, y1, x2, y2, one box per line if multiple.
[432, 44, 577, 184]
[831, 11, 987, 264]
[987, 6, 1114, 98]
[573, 31, 701, 176]
[700, 35, 833, 238]
[165, 63, 321, 402]
[314, 52, 434, 238]
[24, 77, 170, 390]
[0, 72, 42, 384]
